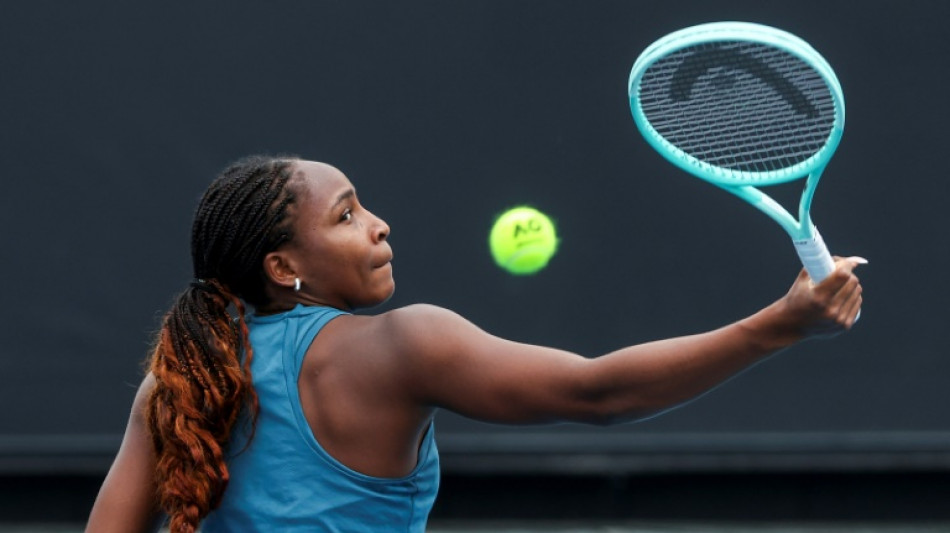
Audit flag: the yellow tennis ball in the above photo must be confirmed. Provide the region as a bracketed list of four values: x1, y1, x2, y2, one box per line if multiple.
[489, 206, 559, 275]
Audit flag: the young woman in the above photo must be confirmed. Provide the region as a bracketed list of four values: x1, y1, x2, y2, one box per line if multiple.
[86, 155, 864, 532]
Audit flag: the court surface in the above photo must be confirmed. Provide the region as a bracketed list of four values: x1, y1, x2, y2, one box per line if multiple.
[433, 523, 950, 532]
[2, 523, 950, 532]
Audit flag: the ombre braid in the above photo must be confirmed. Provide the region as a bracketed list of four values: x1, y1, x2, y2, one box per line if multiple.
[146, 155, 298, 532]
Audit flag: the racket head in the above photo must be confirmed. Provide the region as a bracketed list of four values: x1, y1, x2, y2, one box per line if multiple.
[628, 22, 845, 187]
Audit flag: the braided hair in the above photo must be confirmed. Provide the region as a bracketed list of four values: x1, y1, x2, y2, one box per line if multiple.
[145, 155, 299, 532]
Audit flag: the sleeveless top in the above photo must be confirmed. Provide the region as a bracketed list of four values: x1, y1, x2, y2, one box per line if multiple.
[201, 304, 440, 532]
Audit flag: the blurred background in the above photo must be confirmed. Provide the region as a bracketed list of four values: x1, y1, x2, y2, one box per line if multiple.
[1, 0, 948, 528]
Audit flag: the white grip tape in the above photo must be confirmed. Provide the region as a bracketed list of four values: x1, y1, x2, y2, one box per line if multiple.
[793, 228, 835, 282]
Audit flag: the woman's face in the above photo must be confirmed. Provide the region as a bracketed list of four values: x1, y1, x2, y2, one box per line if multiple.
[280, 161, 394, 311]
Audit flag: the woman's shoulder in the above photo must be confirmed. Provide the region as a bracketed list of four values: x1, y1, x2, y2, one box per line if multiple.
[377, 304, 468, 335]
[382, 303, 457, 320]
[326, 304, 470, 358]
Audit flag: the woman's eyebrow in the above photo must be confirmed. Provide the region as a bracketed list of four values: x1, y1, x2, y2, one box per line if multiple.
[331, 188, 356, 209]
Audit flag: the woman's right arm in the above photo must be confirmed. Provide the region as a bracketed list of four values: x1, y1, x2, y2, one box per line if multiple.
[86, 374, 164, 533]
[388, 258, 863, 425]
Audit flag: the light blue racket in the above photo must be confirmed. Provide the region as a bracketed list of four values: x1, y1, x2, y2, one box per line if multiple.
[629, 22, 844, 282]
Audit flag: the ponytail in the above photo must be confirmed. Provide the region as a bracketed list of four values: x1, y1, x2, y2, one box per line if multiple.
[146, 280, 257, 533]
[144, 155, 298, 531]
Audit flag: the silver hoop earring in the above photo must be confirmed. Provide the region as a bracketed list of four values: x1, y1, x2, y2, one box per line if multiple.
[294, 278, 301, 292]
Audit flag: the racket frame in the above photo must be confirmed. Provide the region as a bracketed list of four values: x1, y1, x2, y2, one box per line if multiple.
[628, 22, 845, 280]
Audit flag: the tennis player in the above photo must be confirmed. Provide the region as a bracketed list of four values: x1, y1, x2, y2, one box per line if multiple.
[86, 156, 863, 532]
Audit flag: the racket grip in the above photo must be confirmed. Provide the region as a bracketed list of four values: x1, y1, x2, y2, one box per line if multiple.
[792, 228, 836, 282]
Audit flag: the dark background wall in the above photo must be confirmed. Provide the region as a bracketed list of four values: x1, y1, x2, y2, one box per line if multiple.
[1, 0, 948, 522]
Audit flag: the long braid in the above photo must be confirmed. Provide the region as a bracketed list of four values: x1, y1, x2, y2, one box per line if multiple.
[146, 155, 298, 532]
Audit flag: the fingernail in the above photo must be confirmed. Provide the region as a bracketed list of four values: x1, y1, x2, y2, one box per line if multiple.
[847, 256, 868, 265]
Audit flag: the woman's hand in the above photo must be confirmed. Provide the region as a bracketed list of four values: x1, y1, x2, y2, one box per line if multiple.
[779, 256, 866, 340]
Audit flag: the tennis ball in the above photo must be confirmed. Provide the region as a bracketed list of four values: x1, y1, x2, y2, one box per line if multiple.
[489, 206, 559, 275]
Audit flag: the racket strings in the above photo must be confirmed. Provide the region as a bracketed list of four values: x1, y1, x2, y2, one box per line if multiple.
[638, 41, 837, 178]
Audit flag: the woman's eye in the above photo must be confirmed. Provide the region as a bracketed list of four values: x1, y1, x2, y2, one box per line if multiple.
[341, 209, 352, 222]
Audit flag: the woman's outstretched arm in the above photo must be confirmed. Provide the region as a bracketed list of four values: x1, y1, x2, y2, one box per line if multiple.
[389, 259, 863, 425]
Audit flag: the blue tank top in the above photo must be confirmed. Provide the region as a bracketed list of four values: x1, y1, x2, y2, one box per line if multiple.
[201, 304, 440, 532]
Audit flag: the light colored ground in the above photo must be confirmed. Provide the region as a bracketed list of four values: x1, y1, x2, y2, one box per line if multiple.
[2, 523, 950, 533]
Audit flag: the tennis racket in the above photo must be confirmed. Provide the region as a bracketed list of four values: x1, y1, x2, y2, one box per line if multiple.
[628, 22, 844, 282]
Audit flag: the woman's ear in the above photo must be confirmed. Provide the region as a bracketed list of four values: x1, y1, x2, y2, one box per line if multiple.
[262, 251, 298, 291]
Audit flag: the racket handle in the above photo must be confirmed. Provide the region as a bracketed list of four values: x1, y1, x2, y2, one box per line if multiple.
[792, 228, 835, 282]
